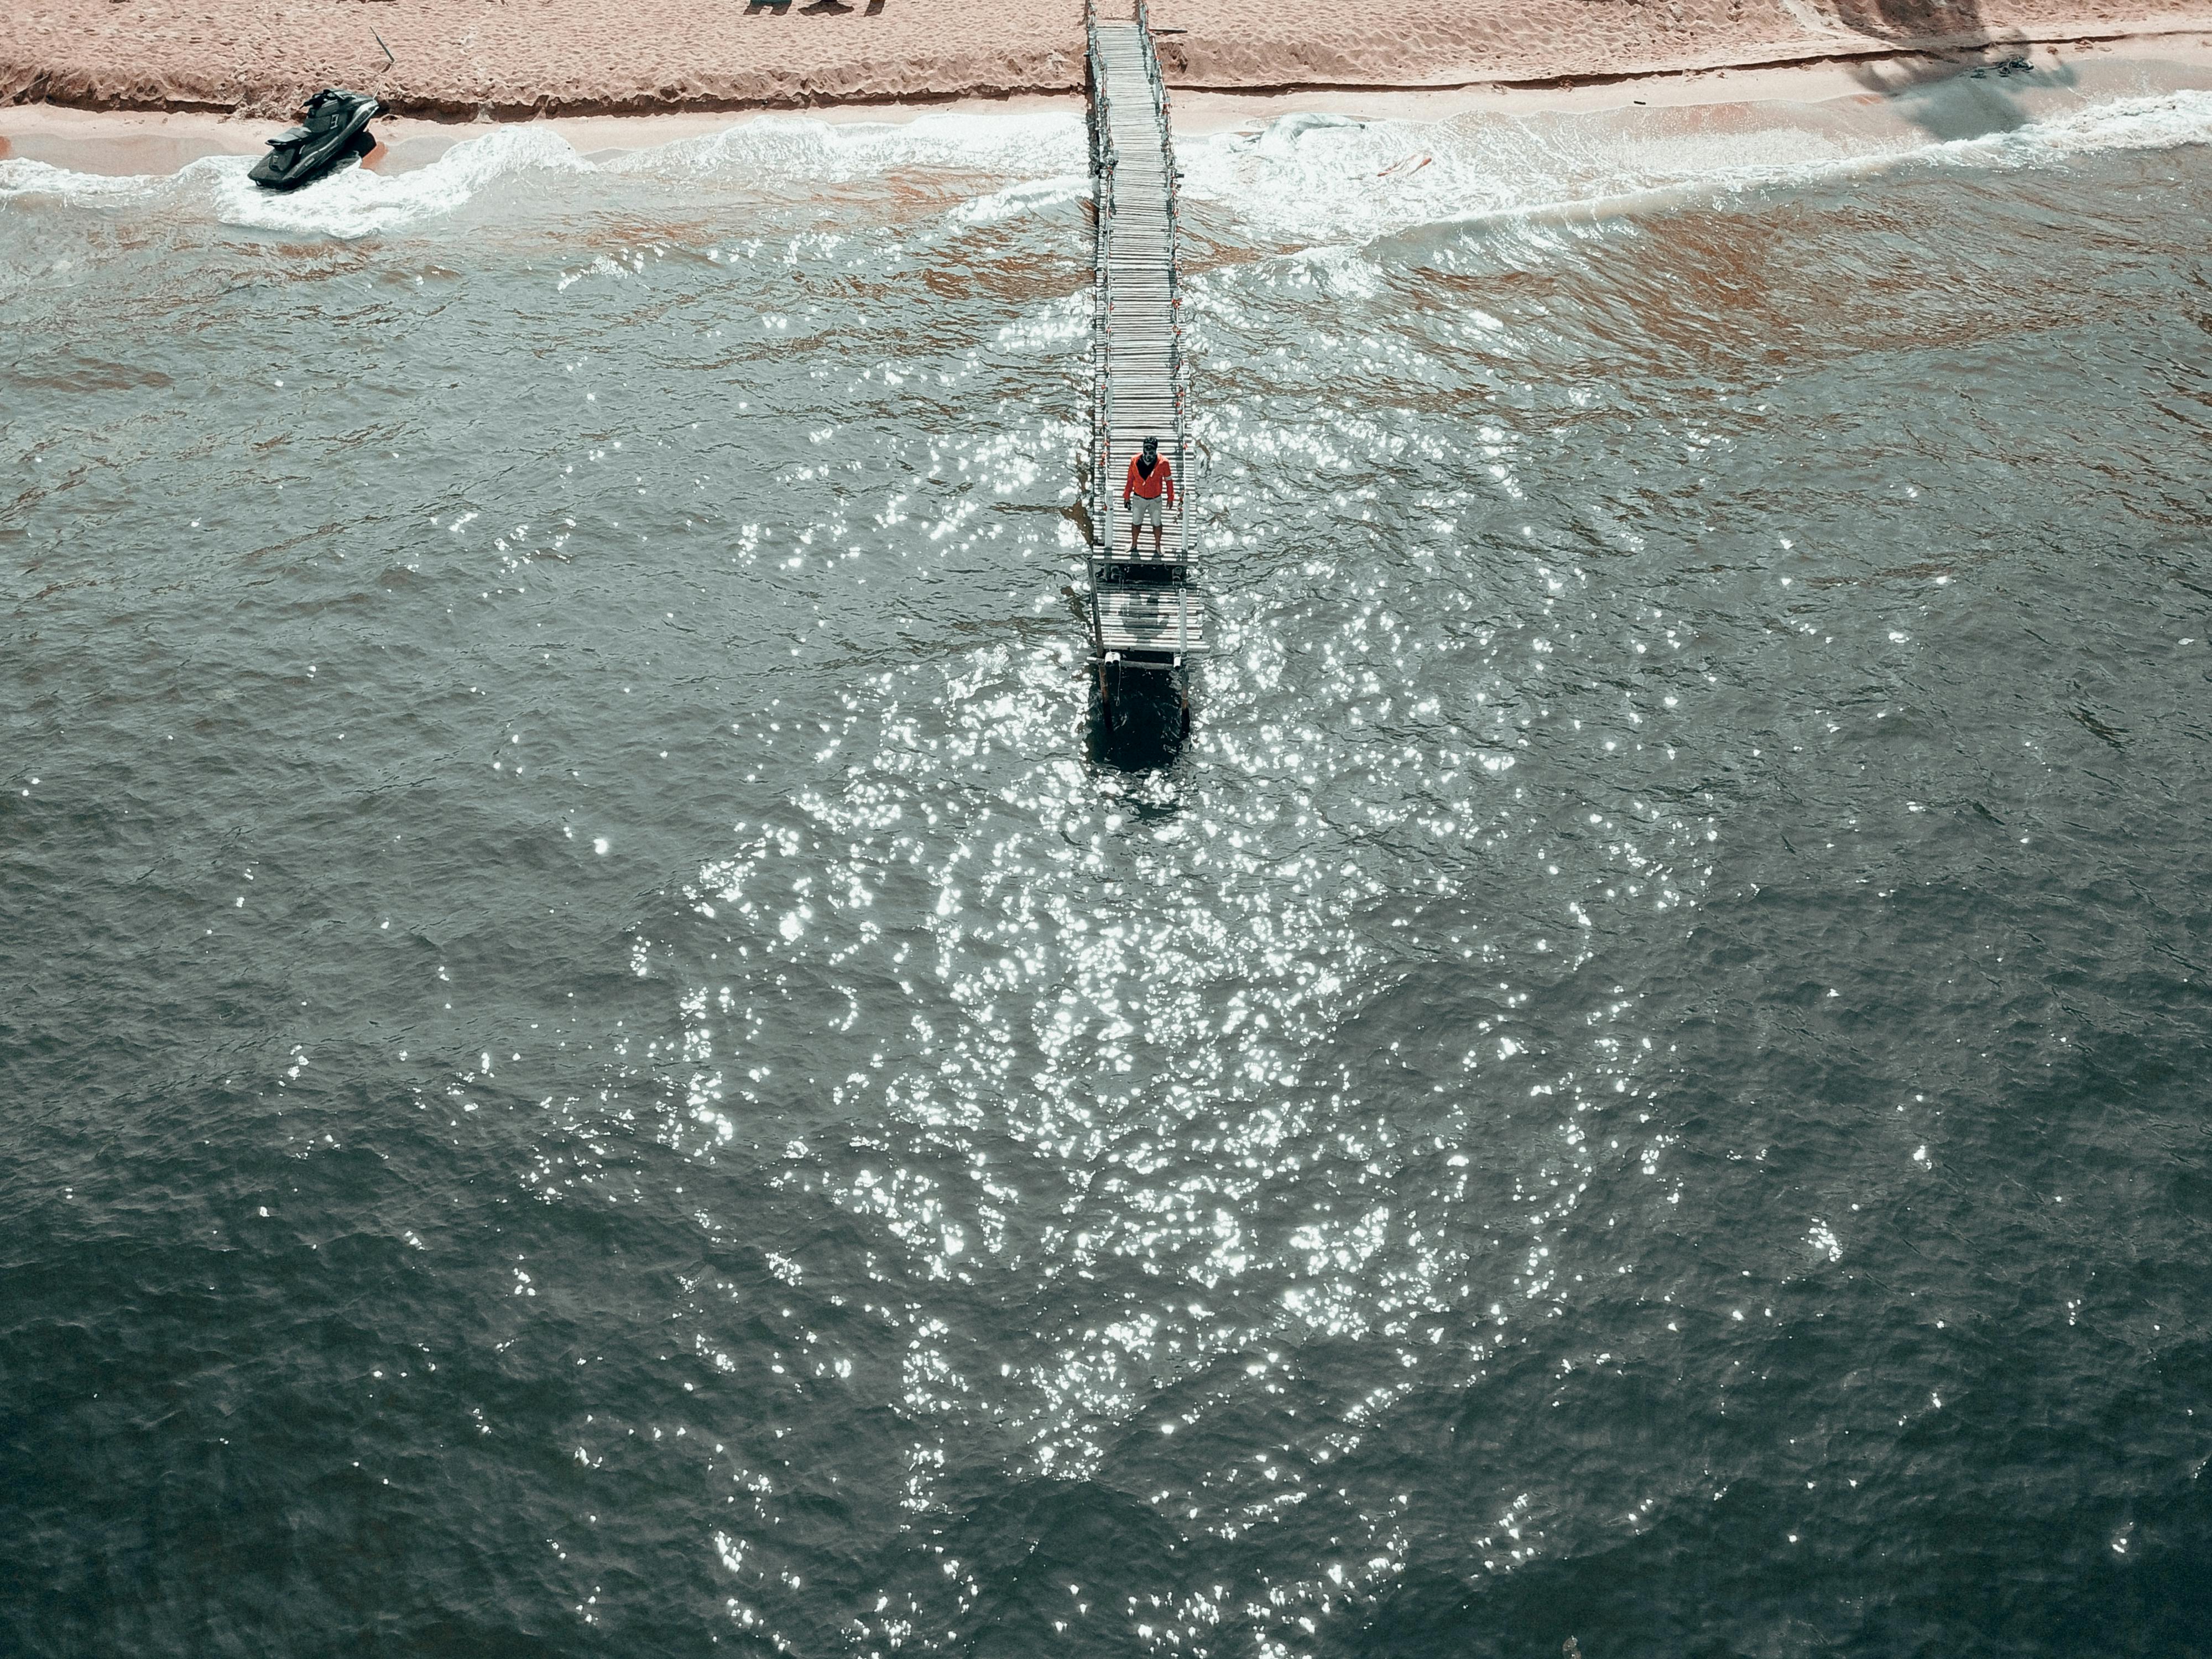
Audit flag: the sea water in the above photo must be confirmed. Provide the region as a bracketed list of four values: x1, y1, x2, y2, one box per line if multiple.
[3, 61, 2210, 1657]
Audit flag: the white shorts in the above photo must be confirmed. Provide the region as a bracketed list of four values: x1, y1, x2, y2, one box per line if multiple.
[1127, 493, 1164, 528]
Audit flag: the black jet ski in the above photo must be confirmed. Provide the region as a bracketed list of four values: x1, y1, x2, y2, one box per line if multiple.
[249, 88, 381, 191]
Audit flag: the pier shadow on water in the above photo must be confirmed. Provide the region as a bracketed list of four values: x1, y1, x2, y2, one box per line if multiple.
[1085, 661, 1191, 773]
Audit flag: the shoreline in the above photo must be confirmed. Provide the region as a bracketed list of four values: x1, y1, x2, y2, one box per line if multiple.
[4, 27, 2210, 179]
[3, 1, 2211, 124]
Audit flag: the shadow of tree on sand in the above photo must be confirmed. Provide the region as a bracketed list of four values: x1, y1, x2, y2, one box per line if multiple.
[1814, 0, 2079, 139]
[1829, 0, 1991, 36]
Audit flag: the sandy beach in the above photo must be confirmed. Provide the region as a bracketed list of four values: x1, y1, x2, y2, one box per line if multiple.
[4, 0, 2211, 131]
[0, 15, 2206, 180]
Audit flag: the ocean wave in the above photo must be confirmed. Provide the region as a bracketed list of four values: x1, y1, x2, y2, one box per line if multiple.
[606, 109, 1086, 184]
[211, 126, 593, 238]
[1182, 107, 1882, 245]
[0, 107, 1088, 239]
[950, 174, 1092, 227]
[1948, 84, 2212, 163]
[1, 88, 2200, 246]
[0, 125, 592, 239]
[0, 157, 156, 199]
[1182, 87, 2212, 249]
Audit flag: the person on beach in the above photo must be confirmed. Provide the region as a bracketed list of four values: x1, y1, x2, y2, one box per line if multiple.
[1124, 436, 1175, 554]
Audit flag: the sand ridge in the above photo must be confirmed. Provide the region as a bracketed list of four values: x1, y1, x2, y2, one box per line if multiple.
[2, 0, 2211, 119]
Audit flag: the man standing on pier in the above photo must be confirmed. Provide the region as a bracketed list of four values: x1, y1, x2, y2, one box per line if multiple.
[1124, 436, 1175, 555]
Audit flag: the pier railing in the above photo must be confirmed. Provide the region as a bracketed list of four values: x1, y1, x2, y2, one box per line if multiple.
[1086, 0, 1201, 672]
[1131, 0, 1192, 587]
[1086, 0, 1113, 658]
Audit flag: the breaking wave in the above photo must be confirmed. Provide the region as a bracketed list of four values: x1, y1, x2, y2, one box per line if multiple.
[1181, 87, 2212, 247]
[0, 84, 2203, 246]
[0, 109, 1088, 241]
[0, 125, 589, 239]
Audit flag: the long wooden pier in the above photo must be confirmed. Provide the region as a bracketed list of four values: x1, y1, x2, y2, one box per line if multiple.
[1086, 0, 1205, 728]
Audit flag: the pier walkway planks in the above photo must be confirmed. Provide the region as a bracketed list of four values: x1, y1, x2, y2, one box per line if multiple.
[1086, 2, 1206, 667]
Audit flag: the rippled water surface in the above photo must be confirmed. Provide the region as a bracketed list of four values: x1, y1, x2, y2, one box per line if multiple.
[5, 67, 2211, 1658]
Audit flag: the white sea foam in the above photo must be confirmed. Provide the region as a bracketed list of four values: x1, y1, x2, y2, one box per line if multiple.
[0, 87, 2200, 244]
[0, 108, 1087, 239]
[951, 174, 1091, 227]
[207, 125, 593, 238]
[0, 124, 592, 239]
[1182, 109, 1876, 245]
[608, 109, 1086, 184]
[1950, 83, 2212, 162]
[0, 157, 156, 198]
[1182, 88, 2212, 249]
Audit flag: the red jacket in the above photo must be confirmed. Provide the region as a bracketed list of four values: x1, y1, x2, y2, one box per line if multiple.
[1124, 455, 1174, 504]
